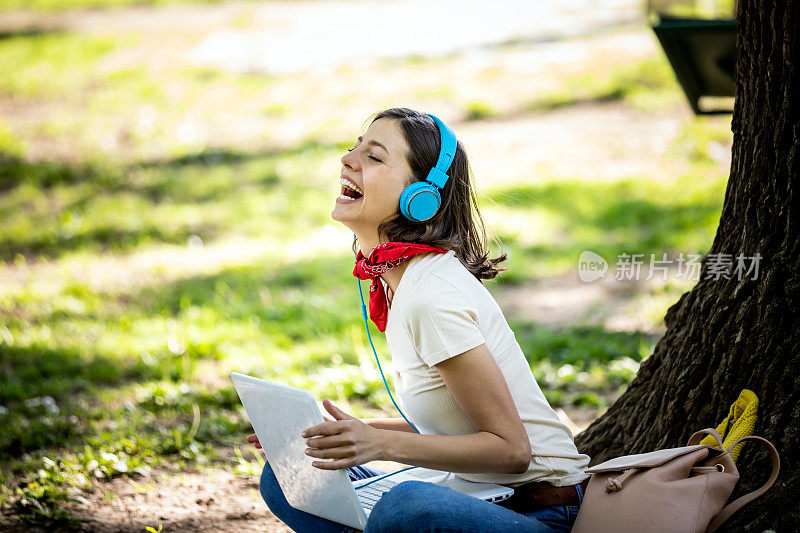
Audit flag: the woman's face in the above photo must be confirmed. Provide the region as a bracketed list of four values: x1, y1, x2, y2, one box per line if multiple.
[331, 117, 414, 235]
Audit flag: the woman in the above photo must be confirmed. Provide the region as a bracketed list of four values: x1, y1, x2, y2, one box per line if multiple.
[248, 108, 591, 532]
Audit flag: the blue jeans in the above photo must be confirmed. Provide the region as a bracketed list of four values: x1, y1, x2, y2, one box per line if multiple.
[259, 460, 583, 532]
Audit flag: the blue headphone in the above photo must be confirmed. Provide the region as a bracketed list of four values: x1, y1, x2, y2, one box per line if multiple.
[398, 113, 458, 222]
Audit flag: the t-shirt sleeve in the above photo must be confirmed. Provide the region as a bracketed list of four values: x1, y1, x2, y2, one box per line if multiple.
[403, 276, 487, 367]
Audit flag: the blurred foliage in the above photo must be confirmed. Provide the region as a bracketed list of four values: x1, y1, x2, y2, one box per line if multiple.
[525, 52, 684, 113]
[464, 100, 499, 121]
[0, 32, 121, 98]
[0, 0, 226, 11]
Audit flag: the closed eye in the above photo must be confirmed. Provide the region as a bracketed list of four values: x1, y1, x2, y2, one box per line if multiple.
[347, 147, 381, 163]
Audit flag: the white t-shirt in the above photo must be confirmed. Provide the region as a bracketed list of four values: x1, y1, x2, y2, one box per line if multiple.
[382, 250, 591, 487]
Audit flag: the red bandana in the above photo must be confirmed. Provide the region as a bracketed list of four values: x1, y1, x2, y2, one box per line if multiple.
[353, 242, 449, 332]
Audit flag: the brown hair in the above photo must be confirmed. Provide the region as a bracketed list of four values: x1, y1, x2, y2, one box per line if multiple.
[353, 107, 508, 281]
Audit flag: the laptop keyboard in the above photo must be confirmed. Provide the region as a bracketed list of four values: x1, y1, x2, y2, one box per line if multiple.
[355, 472, 509, 515]
[356, 478, 400, 514]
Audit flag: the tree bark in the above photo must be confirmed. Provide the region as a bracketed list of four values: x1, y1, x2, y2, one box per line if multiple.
[574, 2, 800, 531]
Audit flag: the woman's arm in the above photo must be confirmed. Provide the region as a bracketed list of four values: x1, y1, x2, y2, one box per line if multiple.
[383, 342, 531, 473]
[364, 418, 418, 432]
[302, 343, 532, 474]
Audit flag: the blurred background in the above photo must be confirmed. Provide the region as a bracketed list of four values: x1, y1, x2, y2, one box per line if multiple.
[0, 0, 734, 529]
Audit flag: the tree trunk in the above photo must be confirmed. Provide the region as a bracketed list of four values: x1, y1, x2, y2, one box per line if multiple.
[574, 2, 799, 531]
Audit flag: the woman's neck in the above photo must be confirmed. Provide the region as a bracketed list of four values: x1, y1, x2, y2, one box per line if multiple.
[382, 261, 410, 308]
[355, 231, 382, 260]
[355, 231, 407, 304]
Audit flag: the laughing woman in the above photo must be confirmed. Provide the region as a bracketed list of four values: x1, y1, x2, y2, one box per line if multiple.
[248, 108, 591, 532]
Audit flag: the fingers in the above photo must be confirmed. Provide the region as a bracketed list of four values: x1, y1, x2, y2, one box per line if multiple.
[306, 434, 353, 450]
[323, 399, 355, 421]
[305, 446, 355, 460]
[246, 433, 262, 448]
[302, 421, 345, 438]
[311, 458, 356, 470]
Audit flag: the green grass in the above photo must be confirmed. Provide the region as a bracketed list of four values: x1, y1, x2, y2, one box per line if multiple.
[0, 153, 727, 523]
[0, 21, 733, 527]
[525, 52, 685, 113]
[0, 143, 337, 261]
[0, 32, 123, 99]
[480, 168, 727, 282]
[463, 100, 499, 121]
[514, 324, 658, 408]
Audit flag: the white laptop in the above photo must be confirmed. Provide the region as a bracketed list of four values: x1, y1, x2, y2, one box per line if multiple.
[231, 372, 514, 530]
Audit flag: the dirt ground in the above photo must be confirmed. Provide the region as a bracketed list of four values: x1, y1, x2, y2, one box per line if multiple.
[4, 455, 290, 532]
[58, 465, 288, 533]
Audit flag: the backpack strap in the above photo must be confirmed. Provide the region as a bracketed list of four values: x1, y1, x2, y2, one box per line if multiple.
[706, 435, 780, 533]
[687, 427, 725, 449]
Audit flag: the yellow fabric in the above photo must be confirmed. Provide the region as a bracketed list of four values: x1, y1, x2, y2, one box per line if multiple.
[700, 389, 759, 461]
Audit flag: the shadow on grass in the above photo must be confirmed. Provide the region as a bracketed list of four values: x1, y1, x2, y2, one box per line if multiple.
[134, 140, 341, 171]
[0, 28, 62, 41]
[0, 141, 337, 192]
[0, 140, 342, 260]
[0, 337, 254, 458]
[0, 343, 149, 405]
[0, 343, 151, 456]
[0, 223, 223, 262]
[0, 151, 103, 191]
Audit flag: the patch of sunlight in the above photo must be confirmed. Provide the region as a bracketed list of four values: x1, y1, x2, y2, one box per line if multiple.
[0, 223, 353, 300]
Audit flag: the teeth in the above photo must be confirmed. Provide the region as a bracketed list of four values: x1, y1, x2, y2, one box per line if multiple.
[339, 177, 363, 195]
[337, 194, 361, 200]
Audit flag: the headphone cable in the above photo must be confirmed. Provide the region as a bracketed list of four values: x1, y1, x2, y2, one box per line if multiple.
[354, 235, 419, 434]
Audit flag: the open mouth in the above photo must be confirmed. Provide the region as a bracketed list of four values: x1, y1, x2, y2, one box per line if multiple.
[340, 182, 363, 200]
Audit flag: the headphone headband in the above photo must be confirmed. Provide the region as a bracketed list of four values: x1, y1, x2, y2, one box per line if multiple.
[424, 113, 457, 190]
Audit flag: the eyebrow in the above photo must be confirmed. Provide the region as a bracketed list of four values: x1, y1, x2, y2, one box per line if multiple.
[357, 136, 389, 155]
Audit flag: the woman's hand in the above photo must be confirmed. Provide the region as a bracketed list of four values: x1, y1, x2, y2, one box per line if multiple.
[301, 399, 386, 470]
[246, 433, 262, 449]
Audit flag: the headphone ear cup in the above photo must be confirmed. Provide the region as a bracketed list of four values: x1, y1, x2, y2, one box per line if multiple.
[400, 181, 441, 222]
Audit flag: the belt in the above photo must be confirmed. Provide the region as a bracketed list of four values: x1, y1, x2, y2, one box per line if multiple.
[497, 477, 590, 513]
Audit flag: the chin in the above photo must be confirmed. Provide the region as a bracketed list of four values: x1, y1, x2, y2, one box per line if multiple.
[330, 209, 356, 229]
[330, 208, 348, 223]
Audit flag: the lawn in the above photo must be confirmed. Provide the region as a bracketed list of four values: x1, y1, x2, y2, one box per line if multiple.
[0, 15, 732, 527]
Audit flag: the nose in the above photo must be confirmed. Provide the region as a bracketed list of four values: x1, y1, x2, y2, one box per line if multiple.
[341, 149, 358, 170]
